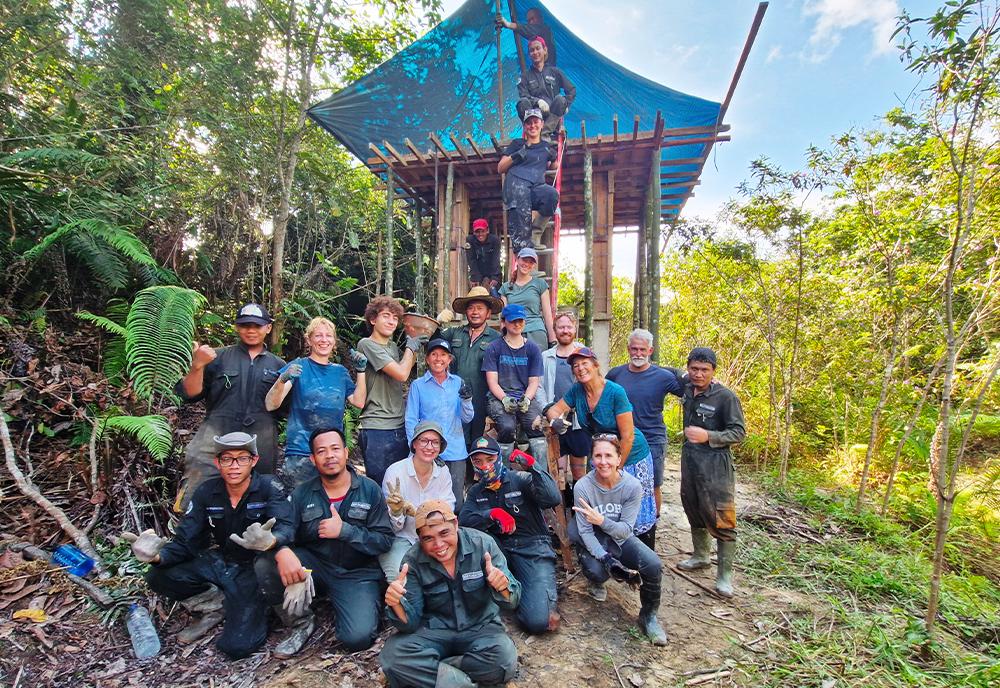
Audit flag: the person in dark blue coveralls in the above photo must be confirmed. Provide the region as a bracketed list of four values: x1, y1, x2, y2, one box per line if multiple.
[497, 108, 558, 254]
[122, 432, 291, 658]
[459, 436, 562, 633]
[256, 427, 393, 657]
[380, 499, 521, 688]
[515, 36, 575, 138]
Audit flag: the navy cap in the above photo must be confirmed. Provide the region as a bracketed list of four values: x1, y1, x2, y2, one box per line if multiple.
[234, 303, 272, 326]
[467, 436, 501, 460]
[426, 338, 452, 355]
[501, 303, 527, 321]
[567, 346, 599, 367]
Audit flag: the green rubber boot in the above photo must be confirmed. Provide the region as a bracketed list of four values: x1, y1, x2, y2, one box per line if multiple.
[436, 660, 476, 688]
[677, 528, 712, 571]
[715, 539, 736, 598]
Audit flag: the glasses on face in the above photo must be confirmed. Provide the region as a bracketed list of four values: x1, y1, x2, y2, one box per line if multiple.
[417, 438, 441, 448]
[592, 433, 619, 442]
[218, 454, 254, 467]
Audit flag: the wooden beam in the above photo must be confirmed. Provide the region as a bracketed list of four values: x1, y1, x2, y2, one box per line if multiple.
[632, 114, 640, 141]
[580, 121, 588, 150]
[383, 141, 408, 166]
[404, 138, 427, 164]
[429, 133, 453, 161]
[719, 3, 768, 122]
[490, 134, 503, 154]
[613, 114, 619, 142]
[466, 134, 485, 159]
[583, 149, 594, 342]
[661, 123, 731, 139]
[448, 132, 470, 161]
[660, 156, 707, 167]
[368, 143, 394, 169]
[661, 180, 700, 190]
[661, 135, 731, 148]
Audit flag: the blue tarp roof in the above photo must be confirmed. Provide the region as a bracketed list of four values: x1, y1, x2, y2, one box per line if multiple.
[307, 0, 722, 183]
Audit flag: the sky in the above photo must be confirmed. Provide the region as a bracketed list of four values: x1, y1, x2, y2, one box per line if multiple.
[436, 0, 941, 278]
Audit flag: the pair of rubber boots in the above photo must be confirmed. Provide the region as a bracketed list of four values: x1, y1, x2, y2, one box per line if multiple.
[677, 528, 736, 598]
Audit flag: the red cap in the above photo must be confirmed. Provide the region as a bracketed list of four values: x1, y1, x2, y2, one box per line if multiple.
[472, 218, 489, 231]
[529, 36, 547, 49]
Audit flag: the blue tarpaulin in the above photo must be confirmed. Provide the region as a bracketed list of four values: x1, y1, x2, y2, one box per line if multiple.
[307, 0, 722, 181]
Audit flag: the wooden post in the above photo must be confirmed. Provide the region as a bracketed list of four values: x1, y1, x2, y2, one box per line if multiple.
[385, 168, 395, 295]
[634, 213, 647, 329]
[545, 427, 575, 572]
[582, 148, 594, 343]
[442, 162, 455, 309]
[413, 201, 424, 311]
[507, 0, 528, 76]
[494, 0, 505, 138]
[646, 161, 661, 359]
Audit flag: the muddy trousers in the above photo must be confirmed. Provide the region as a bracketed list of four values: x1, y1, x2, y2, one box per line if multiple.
[568, 520, 663, 608]
[503, 540, 558, 634]
[487, 396, 543, 444]
[146, 551, 268, 659]
[255, 549, 381, 651]
[380, 620, 517, 688]
[503, 177, 559, 254]
[679, 446, 737, 541]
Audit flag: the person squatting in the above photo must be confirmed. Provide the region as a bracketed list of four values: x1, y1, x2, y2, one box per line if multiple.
[124, 295, 744, 684]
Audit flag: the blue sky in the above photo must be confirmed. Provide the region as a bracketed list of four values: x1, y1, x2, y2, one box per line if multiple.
[437, 0, 940, 276]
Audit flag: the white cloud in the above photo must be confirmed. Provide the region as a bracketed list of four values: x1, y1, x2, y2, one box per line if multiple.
[765, 45, 783, 64]
[802, 0, 900, 62]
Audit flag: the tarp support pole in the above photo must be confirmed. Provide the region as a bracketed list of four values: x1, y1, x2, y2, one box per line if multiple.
[583, 148, 594, 344]
[494, 0, 505, 138]
[414, 200, 424, 311]
[507, 0, 528, 76]
[442, 162, 455, 310]
[386, 168, 395, 295]
[634, 211, 647, 330]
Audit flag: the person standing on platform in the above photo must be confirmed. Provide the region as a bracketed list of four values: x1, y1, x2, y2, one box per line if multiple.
[675, 347, 746, 598]
[264, 316, 367, 487]
[497, 6, 558, 66]
[437, 287, 503, 450]
[174, 303, 285, 510]
[498, 108, 558, 255]
[482, 304, 547, 465]
[404, 339, 474, 507]
[464, 218, 502, 295]
[499, 246, 556, 352]
[357, 296, 428, 488]
[537, 310, 590, 482]
[607, 328, 683, 525]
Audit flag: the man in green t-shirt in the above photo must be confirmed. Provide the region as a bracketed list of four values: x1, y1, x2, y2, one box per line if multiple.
[356, 296, 427, 487]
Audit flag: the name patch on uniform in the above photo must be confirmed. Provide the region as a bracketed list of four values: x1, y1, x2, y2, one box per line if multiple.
[352, 502, 371, 510]
[247, 502, 267, 510]
[505, 491, 522, 499]
[462, 570, 484, 581]
[206, 506, 225, 512]
[698, 403, 716, 412]
[476, 497, 489, 503]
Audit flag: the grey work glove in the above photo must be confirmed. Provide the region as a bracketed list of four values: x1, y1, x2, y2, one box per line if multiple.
[405, 334, 429, 352]
[121, 529, 167, 564]
[282, 569, 315, 617]
[458, 380, 473, 400]
[537, 98, 550, 114]
[550, 416, 571, 435]
[517, 396, 531, 413]
[279, 363, 303, 383]
[229, 517, 277, 552]
[501, 395, 518, 414]
[386, 478, 416, 518]
[601, 553, 641, 587]
[348, 348, 368, 372]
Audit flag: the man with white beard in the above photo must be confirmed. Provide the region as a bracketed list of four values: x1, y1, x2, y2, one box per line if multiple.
[606, 329, 683, 548]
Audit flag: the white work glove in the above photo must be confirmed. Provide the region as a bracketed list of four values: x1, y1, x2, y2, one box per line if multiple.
[282, 569, 315, 617]
[517, 396, 531, 413]
[121, 529, 167, 563]
[501, 396, 518, 414]
[229, 517, 277, 552]
[436, 308, 456, 324]
[386, 478, 416, 518]
[537, 99, 550, 114]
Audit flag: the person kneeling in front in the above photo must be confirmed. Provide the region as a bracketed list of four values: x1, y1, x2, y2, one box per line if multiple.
[380, 500, 521, 688]
[256, 427, 393, 657]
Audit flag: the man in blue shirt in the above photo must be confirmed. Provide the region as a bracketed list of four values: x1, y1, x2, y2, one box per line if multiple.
[405, 339, 475, 508]
[482, 304, 546, 465]
[607, 328, 683, 532]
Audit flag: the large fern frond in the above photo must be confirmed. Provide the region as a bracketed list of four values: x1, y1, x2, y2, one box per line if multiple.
[125, 286, 206, 402]
[0, 147, 104, 172]
[64, 231, 130, 290]
[97, 414, 173, 461]
[76, 301, 129, 378]
[76, 310, 128, 337]
[22, 218, 158, 272]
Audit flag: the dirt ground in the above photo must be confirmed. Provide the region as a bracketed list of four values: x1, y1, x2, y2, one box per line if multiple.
[0, 455, 818, 687]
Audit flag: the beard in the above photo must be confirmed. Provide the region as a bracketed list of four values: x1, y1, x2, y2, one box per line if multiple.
[631, 356, 650, 367]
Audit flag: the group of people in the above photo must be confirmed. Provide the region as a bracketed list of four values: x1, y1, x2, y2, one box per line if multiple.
[121, 285, 745, 687]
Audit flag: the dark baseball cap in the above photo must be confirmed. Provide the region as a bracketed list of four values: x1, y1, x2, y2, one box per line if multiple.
[467, 435, 501, 460]
[234, 303, 273, 326]
[426, 338, 452, 355]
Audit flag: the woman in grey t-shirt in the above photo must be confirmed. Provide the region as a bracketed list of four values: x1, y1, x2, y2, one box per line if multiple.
[569, 435, 668, 645]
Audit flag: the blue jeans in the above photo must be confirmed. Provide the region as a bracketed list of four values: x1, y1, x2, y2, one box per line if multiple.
[504, 539, 558, 634]
[568, 518, 662, 588]
[359, 427, 409, 489]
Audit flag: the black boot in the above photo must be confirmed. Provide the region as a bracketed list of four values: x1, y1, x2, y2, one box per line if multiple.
[638, 578, 668, 646]
[637, 524, 657, 551]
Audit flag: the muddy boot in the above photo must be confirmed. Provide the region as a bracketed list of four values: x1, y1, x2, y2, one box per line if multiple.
[588, 581, 607, 602]
[715, 539, 736, 598]
[638, 580, 668, 646]
[677, 528, 712, 571]
[177, 585, 225, 644]
[499, 443, 515, 467]
[436, 659, 475, 688]
[637, 524, 657, 551]
[273, 606, 316, 659]
[527, 437, 550, 474]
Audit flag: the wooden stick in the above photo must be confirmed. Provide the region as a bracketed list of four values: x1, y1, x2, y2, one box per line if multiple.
[668, 564, 727, 599]
[685, 670, 732, 686]
[544, 428, 575, 572]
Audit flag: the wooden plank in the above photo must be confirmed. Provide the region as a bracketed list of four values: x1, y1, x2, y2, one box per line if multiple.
[632, 114, 640, 141]
[465, 134, 485, 159]
[613, 114, 619, 142]
[383, 140, 408, 166]
[429, 133, 453, 161]
[490, 134, 503, 154]
[448, 132, 470, 161]
[404, 138, 427, 164]
[368, 142, 394, 169]
[661, 180, 700, 190]
[580, 121, 588, 150]
[660, 156, 707, 167]
[661, 135, 731, 148]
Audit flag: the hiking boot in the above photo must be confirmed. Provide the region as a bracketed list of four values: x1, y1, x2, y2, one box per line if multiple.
[588, 582, 607, 602]
[715, 539, 736, 598]
[677, 528, 712, 571]
[436, 660, 476, 688]
[177, 610, 224, 644]
[273, 609, 316, 659]
[638, 608, 668, 646]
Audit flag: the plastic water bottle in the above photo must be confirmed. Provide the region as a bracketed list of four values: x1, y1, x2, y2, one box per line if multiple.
[51, 544, 95, 577]
[126, 604, 161, 659]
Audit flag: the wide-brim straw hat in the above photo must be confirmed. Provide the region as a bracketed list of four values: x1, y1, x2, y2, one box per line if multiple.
[452, 286, 503, 315]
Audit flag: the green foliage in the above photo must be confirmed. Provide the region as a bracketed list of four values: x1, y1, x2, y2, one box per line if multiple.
[125, 286, 206, 403]
[96, 413, 173, 462]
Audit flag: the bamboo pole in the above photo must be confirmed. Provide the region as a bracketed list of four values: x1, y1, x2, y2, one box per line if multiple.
[442, 162, 455, 309]
[583, 149, 594, 343]
[413, 201, 424, 311]
[385, 168, 395, 295]
[646, 160, 661, 359]
[494, 0, 506, 138]
[634, 212, 647, 329]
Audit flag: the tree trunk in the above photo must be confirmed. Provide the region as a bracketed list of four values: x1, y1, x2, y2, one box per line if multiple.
[857, 306, 902, 509]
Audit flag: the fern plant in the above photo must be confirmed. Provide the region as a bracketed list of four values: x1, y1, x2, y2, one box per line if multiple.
[125, 286, 206, 404]
[96, 413, 173, 462]
[76, 299, 129, 380]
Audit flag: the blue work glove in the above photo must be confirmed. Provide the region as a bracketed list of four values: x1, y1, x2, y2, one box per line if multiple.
[509, 147, 528, 165]
[348, 348, 367, 372]
[550, 416, 571, 435]
[279, 363, 303, 383]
